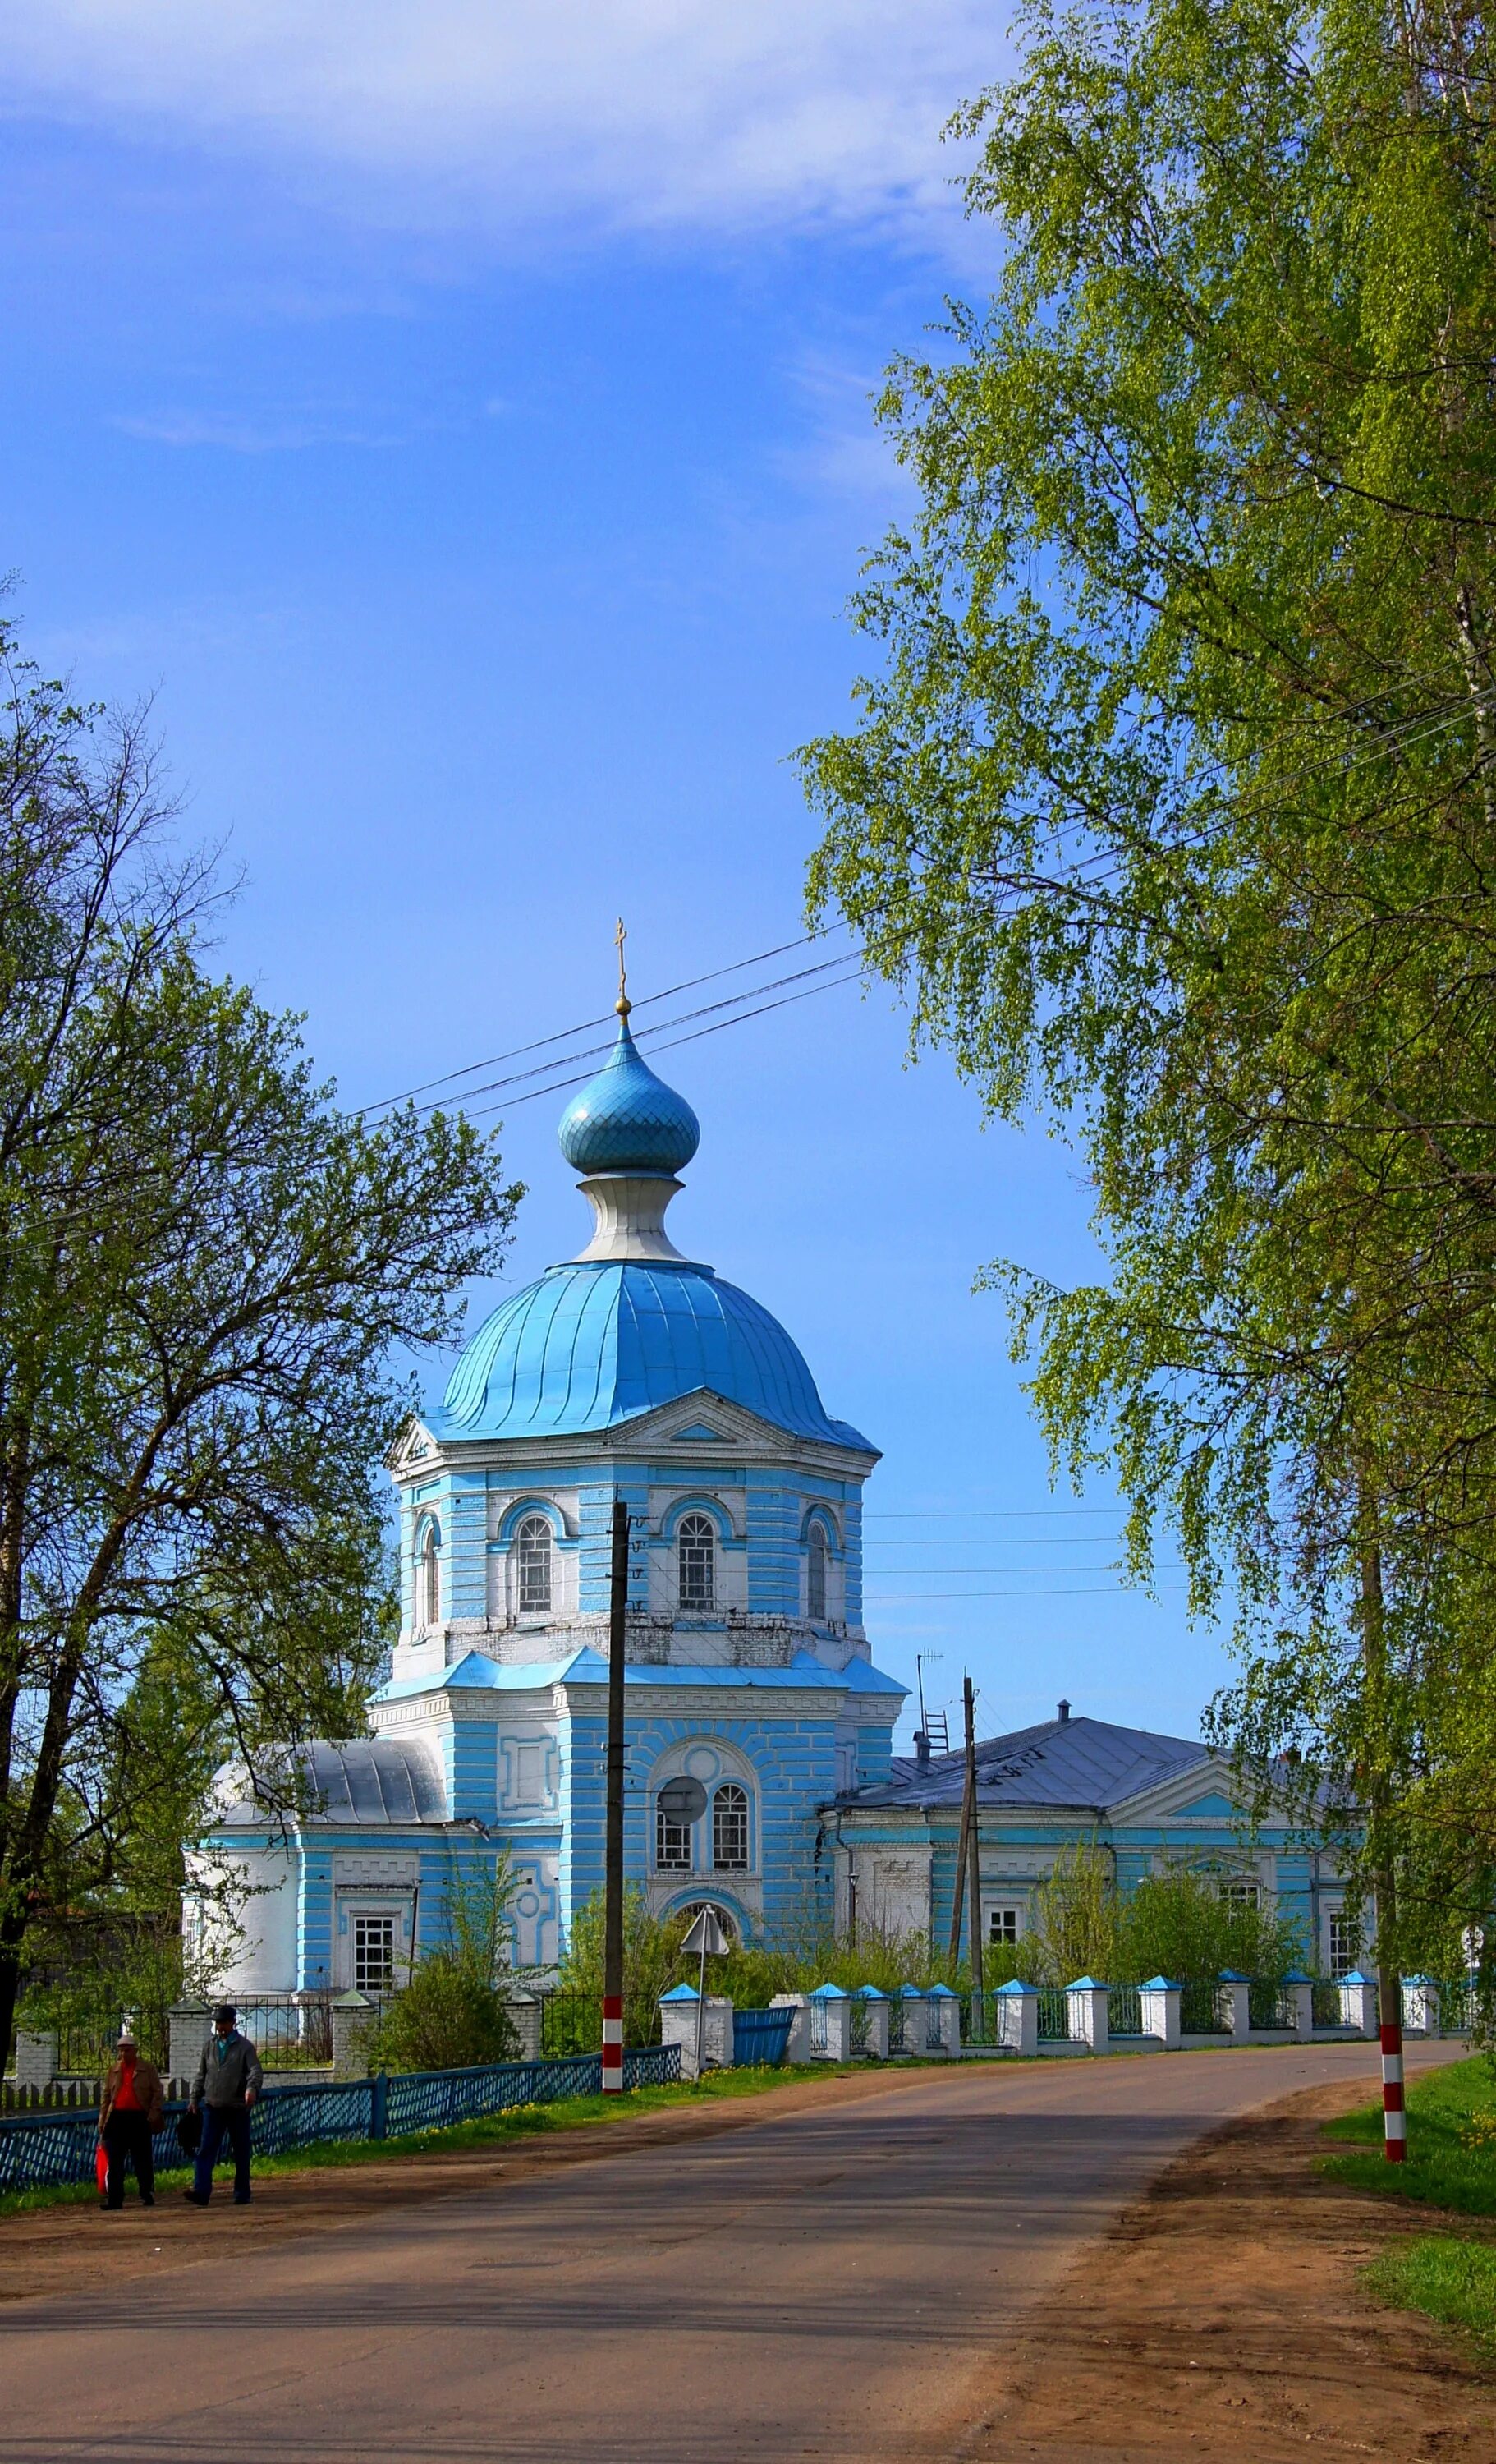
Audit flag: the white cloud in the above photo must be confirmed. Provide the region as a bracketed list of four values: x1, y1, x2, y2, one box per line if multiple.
[2, 1, 1008, 239]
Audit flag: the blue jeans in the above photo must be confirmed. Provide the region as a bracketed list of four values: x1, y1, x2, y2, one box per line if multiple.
[193, 2104, 253, 2203]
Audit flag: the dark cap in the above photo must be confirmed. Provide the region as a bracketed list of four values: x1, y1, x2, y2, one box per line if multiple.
[213, 2002, 237, 2029]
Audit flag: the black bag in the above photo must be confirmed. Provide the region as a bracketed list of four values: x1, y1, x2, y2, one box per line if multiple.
[176, 2105, 202, 2158]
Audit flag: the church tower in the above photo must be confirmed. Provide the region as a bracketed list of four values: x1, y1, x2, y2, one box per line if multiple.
[196, 986, 904, 1990]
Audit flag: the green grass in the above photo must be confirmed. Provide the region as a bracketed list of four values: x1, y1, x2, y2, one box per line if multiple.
[0, 2061, 842, 2220]
[1322, 2053, 1496, 2215]
[1365, 2235, 1496, 2354]
[1322, 2054, 1496, 2359]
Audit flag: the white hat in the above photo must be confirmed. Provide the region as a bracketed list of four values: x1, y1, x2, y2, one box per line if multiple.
[117, 2025, 137, 2046]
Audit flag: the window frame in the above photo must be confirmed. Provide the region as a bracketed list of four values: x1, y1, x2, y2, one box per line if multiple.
[354, 1914, 396, 1994]
[677, 1511, 717, 1613]
[655, 1794, 694, 1872]
[1328, 1911, 1359, 1979]
[419, 1521, 441, 1628]
[986, 1905, 1021, 1949]
[806, 1522, 828, 1620]
[712, 1781, 750, 1872]
[514, 1512, 553, 1616]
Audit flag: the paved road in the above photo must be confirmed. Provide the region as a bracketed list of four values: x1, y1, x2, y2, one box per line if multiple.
[0, 2042, 1459, 2464]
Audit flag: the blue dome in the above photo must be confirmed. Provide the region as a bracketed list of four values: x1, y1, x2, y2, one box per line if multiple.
[558, 1013, 700, 1177]
[430, 1260, 876, 1451]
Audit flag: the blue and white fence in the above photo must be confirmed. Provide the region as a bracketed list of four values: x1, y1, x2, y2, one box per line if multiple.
[0, 2044, 681, 2198]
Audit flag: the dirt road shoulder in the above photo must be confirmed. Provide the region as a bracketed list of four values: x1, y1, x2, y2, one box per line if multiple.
[962, 2074, 1496, 2462]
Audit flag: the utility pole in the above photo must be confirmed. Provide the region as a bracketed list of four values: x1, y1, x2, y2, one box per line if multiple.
[603, 1492, 628, 2094]
[965, 1676, 984, 2011]
[948, 1674, 977, 1974]
[1357, 1483, 1405, 2162]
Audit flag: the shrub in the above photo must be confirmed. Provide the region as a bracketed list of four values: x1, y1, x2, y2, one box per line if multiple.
[363, 1853, 521, 2073]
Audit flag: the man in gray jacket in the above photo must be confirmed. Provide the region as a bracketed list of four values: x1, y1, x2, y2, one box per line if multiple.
[184, 2002, 264, 2207]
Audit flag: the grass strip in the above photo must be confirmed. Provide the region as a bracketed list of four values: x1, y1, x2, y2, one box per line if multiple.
[0, 2061, 845, 2219]
[1365, 2234, 1496, 2354]
[1322, 2053, 1496, 2216]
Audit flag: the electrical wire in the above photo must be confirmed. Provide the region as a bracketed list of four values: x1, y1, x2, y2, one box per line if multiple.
[358, 928, 854, 1119]
[867, 1581, 1190, 1599]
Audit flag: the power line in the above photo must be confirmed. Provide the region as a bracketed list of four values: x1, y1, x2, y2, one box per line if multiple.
[868, 1581, 1190, 1600]
[863, 1507, 1117, 1521]
[450, 963, 868, 1127]
[358, 928, 852, 1119]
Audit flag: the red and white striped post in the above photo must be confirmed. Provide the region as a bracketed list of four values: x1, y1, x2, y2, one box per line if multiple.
[1379, 1970, 1406, 2162]
[602, 1493, 629, 2094]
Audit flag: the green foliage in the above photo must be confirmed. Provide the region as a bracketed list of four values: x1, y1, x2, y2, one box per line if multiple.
[0, 609, 523, 2052]
[555, 1888, 695, 2050]
[798, 0, 1496, 1940]
[1324, 2054, 1496, 2213]
[363, 1857, 521, 2074]
[1364, 2236, 1496, 2352]
[1122, 1865, 1303, 1984]
[1022, 1841, 1120, 1985]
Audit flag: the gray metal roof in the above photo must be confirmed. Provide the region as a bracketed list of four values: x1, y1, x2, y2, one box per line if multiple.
[847, 1713, 1209, 1813]
[215, 1735, 449, 1827]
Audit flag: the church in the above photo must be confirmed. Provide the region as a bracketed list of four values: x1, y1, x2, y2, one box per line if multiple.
[195, 982, 906, 1993]
[195, 985, 1341, 2000]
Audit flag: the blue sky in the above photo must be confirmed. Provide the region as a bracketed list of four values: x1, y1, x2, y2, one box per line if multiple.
[0, 2, 1227, 1747]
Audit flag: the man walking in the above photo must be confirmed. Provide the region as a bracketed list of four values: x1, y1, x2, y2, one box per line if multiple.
[184, 2002, 263, 2207]
[98, 2025, 164, 2209]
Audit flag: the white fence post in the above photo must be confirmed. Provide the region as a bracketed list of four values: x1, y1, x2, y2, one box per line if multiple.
[659, 1986, 735, 2076]
[1337, 1970, 1379, 2036]
[808, 1983, 851, 2062]
[1219, 1970, 1252, 2042]
[1283, 1971, 1315, 2037]
[1138, 1977, 1182, 2051]
[11, 2030, 57, 2089]
[331, 1988, 376, 2080]
[1402, 1975, 1440, 2036]
[1065, 1977, 1109, 2053]
[996, 1979, 1038, 2056]
[853, 1986, 890, 2057]
[769, 1993, 811, 2063]
[168, 2000, 210, 2087]
[509, 1988, 543, 2062]
[926, 1984, 961, 2057]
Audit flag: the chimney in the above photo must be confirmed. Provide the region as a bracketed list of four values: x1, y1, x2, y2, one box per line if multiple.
[914, 1730, 931, 1771]
[1058, 1698, 1071, 1723]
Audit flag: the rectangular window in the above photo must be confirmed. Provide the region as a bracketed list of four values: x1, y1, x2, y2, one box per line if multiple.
[1328, 1913, 1358, 1979]
[987, 1907, 1021, 1947]
[1219, 1880, 1260, 1911]
[354, 1915, 396, 1993]
[656, 1806, 692, 1871]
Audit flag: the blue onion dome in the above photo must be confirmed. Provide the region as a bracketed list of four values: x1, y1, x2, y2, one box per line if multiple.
[557, 1007, 700, 1178]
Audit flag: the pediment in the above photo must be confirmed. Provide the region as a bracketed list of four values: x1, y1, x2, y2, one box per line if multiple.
[388, 1414, 439, 1476]
[669, 1419, 733, 1445]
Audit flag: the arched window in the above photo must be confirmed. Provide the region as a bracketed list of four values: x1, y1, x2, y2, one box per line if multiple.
[807, 1523, 828, 1620]
[420, 1523, 440, 1627]
[677, 1512, 716, 1612]
[676, 1900, 738, 1945]
[515, 1514, 553, 1615]
[713, 1782, 749, 1871]
[656, 1792, 693, 1872]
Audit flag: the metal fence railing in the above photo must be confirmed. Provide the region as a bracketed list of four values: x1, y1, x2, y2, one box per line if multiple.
[1108, 1986, 1143, 2036]
[0, 2043, 683, 2197]
[1180, 1979, 1230, 2034]
[1036, 1989, 1070, 2042]
[732, 2007, 794, 2067]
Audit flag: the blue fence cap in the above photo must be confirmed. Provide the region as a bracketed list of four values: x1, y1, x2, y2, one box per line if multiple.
[1340, 1970, 1376, 1986]
[995, 1979, 1038, 1997]
[1282, 1970, 1314, 1985]
[1065, 1975, 1106, 1992]
[1139, 1974, 1181, 1991]
[810, 1981, 849, 2001]
[853, 1984, 888, 2000]
[1402, 1972, 1432, 1986]
[1218, 1970, 1252, 1984]
[659, 1983, 700, 2002]
[899, 1983, 927, 1999]
[927, 1983, 957, 2000]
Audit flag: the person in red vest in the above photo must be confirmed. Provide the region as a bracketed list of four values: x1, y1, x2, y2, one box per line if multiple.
[97, 2025, 164, 2209]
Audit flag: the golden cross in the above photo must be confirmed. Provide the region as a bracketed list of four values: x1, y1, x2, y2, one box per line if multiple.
[614, 916, 629, 1013]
